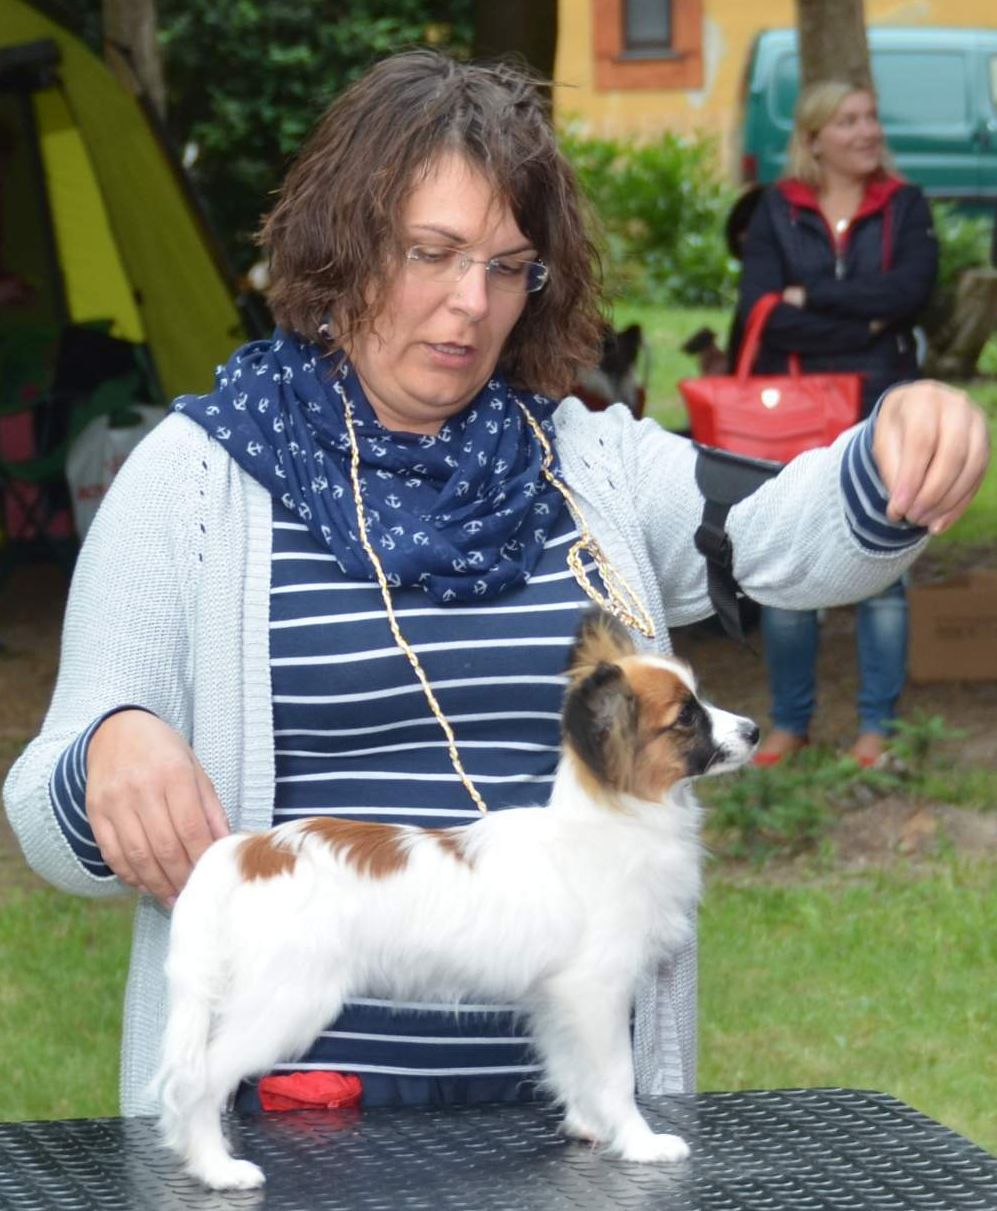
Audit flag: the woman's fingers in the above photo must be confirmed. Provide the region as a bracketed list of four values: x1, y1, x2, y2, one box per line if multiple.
[873, 381, 990, 529]
[193, 762, 232, 843]
[86, 710, 228, 906]
[163, 762, 226, 873]
[88, 808, 144, 892]
[97, 803, 179, 904]
[919, 409, 990, 533]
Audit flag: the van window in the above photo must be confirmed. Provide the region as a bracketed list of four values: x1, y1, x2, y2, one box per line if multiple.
[990, 56, 997, 110]
[766, 48, 973, 130]
[770, 53, 798, 126]
[874, 52, 967, 127]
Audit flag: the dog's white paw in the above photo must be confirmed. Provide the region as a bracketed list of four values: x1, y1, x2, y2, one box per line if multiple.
[191, 1157, 266, 1190]
[617, 1131, 690, 1164]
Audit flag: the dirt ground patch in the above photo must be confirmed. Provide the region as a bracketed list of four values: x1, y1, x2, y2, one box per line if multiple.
[1, 554, 995, 890]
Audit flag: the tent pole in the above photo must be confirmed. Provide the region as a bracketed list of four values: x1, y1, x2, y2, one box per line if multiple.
[17, 85, 69, 328]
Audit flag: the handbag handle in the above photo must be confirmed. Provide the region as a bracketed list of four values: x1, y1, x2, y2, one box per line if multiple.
[735, 293, 802, 381]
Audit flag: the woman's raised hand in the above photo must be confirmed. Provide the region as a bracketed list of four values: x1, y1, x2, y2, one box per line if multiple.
[86, 710, 230, 906]
[873, 381, 990, 536]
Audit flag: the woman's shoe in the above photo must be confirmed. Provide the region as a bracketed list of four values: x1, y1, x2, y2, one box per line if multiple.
[752, 729, 809, 767]
[848, 732, 888, 768]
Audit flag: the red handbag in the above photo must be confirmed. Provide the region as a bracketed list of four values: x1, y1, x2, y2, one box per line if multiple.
[678, 293, 862, 463]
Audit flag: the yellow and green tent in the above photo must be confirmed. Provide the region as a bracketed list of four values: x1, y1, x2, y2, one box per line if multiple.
[0, 0, 249, 401]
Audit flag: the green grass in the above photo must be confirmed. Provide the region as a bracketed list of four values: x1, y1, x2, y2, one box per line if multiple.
[608, 302, 728, 430]
[0, 889, 132, 1121]
[700, 863, 997, 1156]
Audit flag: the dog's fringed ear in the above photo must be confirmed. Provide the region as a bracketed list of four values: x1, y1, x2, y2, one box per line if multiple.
[562, 661, 639, 793]
[567, 610, 635, 684]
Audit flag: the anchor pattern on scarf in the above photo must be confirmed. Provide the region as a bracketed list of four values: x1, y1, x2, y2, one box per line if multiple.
[174, 332, 566, 604]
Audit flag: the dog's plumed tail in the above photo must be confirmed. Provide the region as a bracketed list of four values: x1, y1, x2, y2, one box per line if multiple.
[151, 834, 265, 1189]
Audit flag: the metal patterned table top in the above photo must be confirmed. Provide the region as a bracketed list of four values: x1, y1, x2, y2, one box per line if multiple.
[0, 1088, 995, 1210]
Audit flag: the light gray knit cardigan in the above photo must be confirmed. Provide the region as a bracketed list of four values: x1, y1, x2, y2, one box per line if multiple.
[4, 399, 924, 1114]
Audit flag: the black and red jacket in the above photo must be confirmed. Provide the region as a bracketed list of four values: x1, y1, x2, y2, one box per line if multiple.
[735, 174, 938, 415]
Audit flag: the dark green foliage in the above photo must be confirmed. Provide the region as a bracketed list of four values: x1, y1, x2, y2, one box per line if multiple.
[929, 203, 993, 294]
[558, 126, 739, 308]
[922, 203, 994, 336]
[156, 1, 473, 270]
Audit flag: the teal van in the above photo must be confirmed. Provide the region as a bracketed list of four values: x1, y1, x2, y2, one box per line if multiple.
[739, 27, 997, 206]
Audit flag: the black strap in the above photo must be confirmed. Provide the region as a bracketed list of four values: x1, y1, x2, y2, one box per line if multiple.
[693, 443, 783, 644]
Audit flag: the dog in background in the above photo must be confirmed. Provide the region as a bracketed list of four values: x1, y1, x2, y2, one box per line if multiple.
[154, 612, 758, 1189]
[573, 323, 645, 416]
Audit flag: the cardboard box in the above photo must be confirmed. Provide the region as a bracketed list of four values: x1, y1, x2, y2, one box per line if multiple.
[908, 570, 997, 682]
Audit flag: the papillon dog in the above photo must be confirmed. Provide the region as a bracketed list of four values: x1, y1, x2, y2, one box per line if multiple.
[154, 612, 758, 1189]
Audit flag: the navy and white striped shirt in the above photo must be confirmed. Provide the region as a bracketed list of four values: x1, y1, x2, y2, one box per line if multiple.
[264, 499, 591, 1104]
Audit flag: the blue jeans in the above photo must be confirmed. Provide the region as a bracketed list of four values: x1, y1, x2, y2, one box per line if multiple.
[760, 579, 908, 737]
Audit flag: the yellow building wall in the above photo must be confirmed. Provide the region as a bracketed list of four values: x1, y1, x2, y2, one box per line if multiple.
[554, 0, 997, 171]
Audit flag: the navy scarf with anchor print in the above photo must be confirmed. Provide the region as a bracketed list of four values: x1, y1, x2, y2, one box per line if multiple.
[173, 332, 566, 604]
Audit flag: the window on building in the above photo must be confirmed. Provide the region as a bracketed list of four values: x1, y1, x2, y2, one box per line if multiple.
[593, 0, 702, 91]
[623, 0, 672, 58]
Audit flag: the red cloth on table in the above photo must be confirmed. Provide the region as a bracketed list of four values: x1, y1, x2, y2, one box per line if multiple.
[257, 1071, 363, 1111]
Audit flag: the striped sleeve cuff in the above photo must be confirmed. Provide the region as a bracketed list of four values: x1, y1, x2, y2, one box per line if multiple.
[840, 403, 928, 552]
[48, 706, 153, 879]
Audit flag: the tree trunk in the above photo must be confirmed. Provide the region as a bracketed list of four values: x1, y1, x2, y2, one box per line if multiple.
[923, 269, 997, 379]
[473, 0, 558, 79]
[102, 0, 167, 118]
[795, 0, 872, 90]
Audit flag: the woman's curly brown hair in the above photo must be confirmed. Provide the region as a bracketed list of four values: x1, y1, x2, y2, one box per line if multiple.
[259, 50, 603, 398]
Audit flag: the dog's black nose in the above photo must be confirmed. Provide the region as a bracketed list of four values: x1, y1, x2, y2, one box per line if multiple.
[745, 723, 760, 746]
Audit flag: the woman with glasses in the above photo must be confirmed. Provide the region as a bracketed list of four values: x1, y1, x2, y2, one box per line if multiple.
[5, 52, 988, 1118]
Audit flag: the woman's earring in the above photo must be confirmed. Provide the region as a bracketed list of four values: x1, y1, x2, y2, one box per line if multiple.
[318, 316, 333, 341]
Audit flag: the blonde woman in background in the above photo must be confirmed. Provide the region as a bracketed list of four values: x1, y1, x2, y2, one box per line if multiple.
[738, 80, 940, 767]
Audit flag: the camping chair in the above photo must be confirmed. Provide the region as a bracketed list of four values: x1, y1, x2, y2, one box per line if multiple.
[0, 323, 148, 579]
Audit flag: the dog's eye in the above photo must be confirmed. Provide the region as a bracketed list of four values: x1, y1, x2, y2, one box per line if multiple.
[655, 699, 699, 737]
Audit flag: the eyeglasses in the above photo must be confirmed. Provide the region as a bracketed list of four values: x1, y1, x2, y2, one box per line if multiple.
[405, 245, 549, 295]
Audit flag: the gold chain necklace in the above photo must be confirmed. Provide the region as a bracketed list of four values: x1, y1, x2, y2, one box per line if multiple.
[341, 397, 655, 815]
[515, 403, 655, 640]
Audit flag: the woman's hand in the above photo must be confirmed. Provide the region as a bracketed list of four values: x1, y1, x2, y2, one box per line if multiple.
[872, 381, 990, 534]
[782, 286, 806, 307]
[86, 710, 230, 906]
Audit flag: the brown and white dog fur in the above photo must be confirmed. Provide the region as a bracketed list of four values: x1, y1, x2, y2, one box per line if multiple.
[154, 613, 759, 1189]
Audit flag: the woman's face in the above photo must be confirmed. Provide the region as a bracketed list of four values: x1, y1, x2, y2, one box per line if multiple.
[346, 152, 533, 434]
[811, 90, 884, 183]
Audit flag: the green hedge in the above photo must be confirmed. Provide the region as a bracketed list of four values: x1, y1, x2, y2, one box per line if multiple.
[559, 126, 739, 309]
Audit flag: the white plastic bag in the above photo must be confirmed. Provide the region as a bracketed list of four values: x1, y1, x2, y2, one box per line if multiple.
[65, 405, 166, 539]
